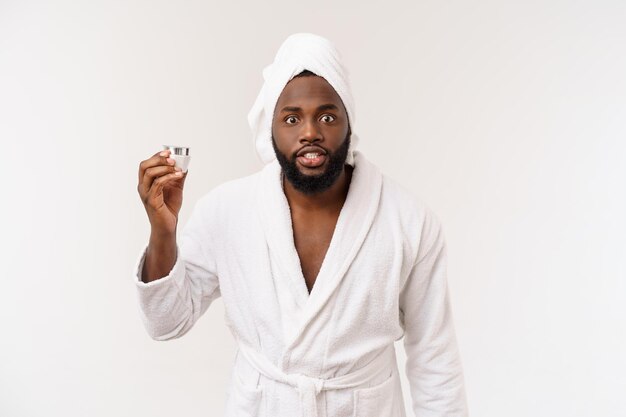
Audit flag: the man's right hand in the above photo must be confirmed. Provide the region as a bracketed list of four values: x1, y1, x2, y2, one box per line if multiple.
[137, 149, 188, 235]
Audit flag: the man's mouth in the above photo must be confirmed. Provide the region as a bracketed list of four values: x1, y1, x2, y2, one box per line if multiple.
[296, 151, 327, 168]
[295, 146, 327, 169]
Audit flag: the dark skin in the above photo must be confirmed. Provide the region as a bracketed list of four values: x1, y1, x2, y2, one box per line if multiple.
[272, 75, 353, 293]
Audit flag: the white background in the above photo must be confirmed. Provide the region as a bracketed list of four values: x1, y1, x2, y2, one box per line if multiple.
[1, 1, 624, 416]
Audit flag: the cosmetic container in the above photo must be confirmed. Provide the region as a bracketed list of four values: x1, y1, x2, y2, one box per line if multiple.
[162, 145, 191, 173]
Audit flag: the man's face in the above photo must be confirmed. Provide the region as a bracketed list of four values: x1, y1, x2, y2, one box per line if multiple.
[271, 74, 351, 195]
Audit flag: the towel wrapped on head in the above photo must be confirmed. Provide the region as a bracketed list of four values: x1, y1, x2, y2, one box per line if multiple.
[247, 33, 359, 166]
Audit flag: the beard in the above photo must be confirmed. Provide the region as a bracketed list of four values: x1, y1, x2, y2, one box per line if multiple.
[271, 132, 351, 195]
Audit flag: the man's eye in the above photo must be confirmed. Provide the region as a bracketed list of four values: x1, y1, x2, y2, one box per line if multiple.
[285, 116, 298, 124]
[320, 114, 335, 123]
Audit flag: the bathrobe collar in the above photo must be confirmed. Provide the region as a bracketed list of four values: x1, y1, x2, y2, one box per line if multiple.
[255, 149, 383, 349]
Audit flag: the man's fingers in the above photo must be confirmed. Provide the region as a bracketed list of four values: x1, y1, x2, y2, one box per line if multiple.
[138, 149, 174, 184]
[147, 171, 185, 201]
[141, 165, 181, 194]
[138, 149, 180, 193]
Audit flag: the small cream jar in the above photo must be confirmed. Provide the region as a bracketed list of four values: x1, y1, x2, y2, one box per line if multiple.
[162, 145, 191, 173]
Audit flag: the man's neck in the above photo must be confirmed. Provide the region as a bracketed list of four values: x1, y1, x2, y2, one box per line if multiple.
[282, 165, 354, 212]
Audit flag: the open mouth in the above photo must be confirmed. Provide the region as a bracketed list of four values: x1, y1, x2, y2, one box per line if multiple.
[296, 151, 327, 168]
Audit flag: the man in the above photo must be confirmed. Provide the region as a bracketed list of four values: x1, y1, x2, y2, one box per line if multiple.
[134, 33, 469, 417]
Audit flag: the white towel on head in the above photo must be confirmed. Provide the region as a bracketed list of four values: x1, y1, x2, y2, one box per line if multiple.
[247, 32, 360, 166]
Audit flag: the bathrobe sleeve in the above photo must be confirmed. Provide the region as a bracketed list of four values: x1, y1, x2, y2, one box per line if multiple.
[399, 208, 469, 416]
[131, 199, 221, 341]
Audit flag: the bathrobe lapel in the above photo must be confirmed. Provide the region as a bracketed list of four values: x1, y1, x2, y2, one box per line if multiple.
[255, 150, 383, 349]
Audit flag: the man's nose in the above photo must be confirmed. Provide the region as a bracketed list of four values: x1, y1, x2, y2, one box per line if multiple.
[299, 119, 322, 143]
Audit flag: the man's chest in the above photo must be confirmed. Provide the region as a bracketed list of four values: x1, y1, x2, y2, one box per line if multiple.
[291, 213, 339, 293]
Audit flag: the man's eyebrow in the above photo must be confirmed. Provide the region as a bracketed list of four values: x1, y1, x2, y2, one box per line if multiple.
[317, 104, 339, 112]
[279, 103, 340, 113]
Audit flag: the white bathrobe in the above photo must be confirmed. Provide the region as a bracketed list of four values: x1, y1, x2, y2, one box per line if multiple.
[132, 150, 469, 417]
